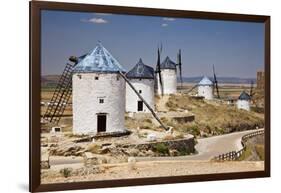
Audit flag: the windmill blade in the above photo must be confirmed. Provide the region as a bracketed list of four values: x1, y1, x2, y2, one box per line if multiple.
[157, 48, 164, 96]
[177, 49, 183, 88]
[249, 80, 255, 98]
[186, 84, 198, 94]
[213, 64, 220, 99]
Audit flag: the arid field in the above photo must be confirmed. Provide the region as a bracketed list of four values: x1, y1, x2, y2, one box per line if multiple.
[40, 83, 265, 184]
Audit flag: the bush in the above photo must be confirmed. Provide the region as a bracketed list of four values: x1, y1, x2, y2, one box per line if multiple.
[60, 168, 72, 178]
[144, 119, 152, 123]
[153, 143, 169, 155]
[178, 147, 191, 156]
[188, 125, 200, 136]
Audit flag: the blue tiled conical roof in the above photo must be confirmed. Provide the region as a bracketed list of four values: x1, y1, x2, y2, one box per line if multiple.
[126, 58, 154, 79]
[73, 43, 126, 73]
[238, 91, 251, 100]
[160, 56, 177, 69]
[198, 76, 213, 86]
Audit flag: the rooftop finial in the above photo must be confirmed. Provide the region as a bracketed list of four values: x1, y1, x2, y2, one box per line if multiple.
[97, 40, 102, 47]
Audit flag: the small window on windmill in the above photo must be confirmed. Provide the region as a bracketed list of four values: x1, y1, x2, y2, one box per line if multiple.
[99, 98, 104, 104]
[139, 90, 142, 94]
[116, 75, 120, 81]
[95, 76, 99, 80]
[77, 74, 82, 79]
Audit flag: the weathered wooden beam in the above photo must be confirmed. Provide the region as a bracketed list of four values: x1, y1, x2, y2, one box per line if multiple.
[119, 71, 168, 131]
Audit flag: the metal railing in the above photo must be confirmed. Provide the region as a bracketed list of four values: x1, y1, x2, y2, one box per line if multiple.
[213, 129, 264, 161]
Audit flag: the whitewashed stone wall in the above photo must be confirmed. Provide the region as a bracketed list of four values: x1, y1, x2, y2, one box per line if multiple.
[198, 85, 213, 100]
[156, 69, 177, 95]
[236, 100, 250, 111]
[72, 73, 125, 134]
[126, 79, 155, 113]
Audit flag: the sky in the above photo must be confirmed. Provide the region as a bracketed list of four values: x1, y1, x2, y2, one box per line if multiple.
[41, 10, 265, 78]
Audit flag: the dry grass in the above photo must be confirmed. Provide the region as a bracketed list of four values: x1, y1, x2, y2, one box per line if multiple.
[86, 144, 101, 154]
[165, 94, 264, 136]
[162, 133, 184, 141]
[255, 144, 265, 160]
[125, 116, 160, 131]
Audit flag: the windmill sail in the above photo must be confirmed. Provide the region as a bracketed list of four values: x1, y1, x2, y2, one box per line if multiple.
[156, 47, 164, 96]
[42, 54, 87, 124]
[177, 49, 183, 88]
[213, 64, 220, 99]
[249, 80, 254, 98]
[43, 61, 76, 124]
[119, 71, 168, 131]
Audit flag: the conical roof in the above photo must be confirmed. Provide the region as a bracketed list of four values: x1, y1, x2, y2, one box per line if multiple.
[73, 42, 126, 73]
[238, 91, 251, 100]
[126, 59, 154, 79]
[198, 76, 213, 86]
[160, 56, 177, 69]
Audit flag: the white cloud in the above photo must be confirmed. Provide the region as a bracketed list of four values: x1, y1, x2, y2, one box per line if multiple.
[161, 23, 168, 27]
[163, 17, 176, 21]
[81, 17, 109, 24]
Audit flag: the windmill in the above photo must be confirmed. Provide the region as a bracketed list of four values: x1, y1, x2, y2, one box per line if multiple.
[212, 64, 220, 99]
[43, 44, 168, 131]
[177, 49, 183, 89]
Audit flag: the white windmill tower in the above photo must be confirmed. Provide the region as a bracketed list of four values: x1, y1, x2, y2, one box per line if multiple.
[236, 91, 251, 111]
[197, 76, 214, 100]
[125, 58, 155, 113]
[186, 65, 220, 100]
[72, 42, 127, 135]
[155, 48, 183, 96]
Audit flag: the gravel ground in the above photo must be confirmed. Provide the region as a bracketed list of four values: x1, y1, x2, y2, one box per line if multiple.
[41, 160, 264, 184]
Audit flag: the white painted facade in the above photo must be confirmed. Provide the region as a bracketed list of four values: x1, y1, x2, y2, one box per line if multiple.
[198, 85, 213, 100]
[126, 79, 155, 113]
[72, 73, 125, 134]
[236, 100, 250, 111]
[156, 69, 177, 95]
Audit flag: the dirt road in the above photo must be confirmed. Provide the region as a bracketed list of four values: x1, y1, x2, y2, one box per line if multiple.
[42, 160, 264, 184]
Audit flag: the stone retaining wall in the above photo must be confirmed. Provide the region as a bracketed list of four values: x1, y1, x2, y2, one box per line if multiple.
[118, 137, 195, 156]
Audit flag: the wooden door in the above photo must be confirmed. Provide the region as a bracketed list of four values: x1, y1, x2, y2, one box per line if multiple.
[97, 114, 106, 132]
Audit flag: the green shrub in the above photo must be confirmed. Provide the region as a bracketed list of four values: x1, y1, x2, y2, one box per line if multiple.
[60, 168, 72, 178]
[153, 143, 169, 155]
[178, 147, 191, 156]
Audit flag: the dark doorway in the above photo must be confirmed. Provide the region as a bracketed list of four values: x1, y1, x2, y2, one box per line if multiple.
[97, 114, 106, 132]
[137, 101, 143, 111]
